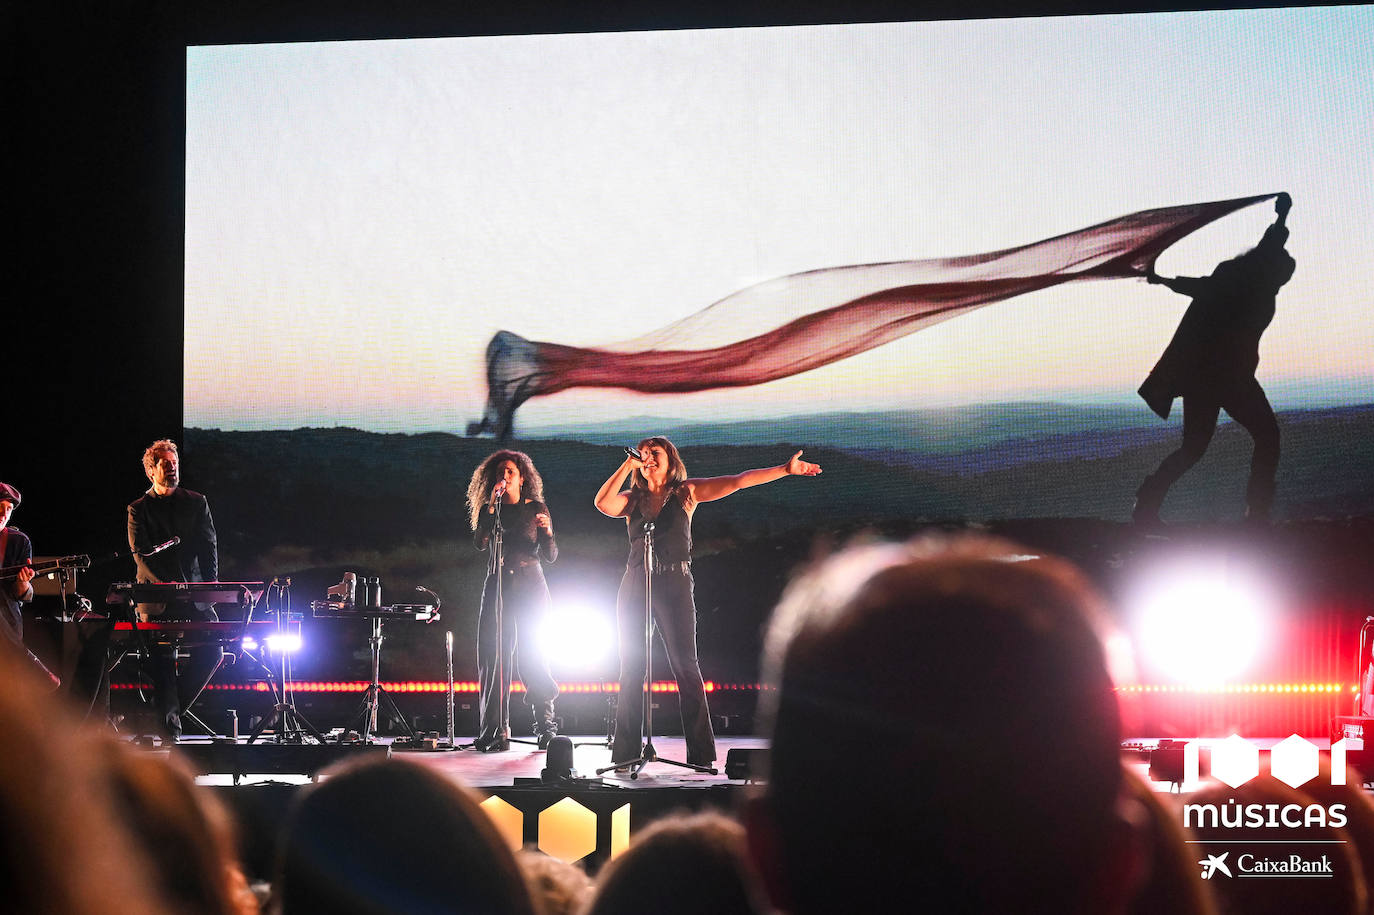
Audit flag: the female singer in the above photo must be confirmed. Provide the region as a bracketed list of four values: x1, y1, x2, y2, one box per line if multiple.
[594, 437, 822, 768]
[468, 450, 560, 751]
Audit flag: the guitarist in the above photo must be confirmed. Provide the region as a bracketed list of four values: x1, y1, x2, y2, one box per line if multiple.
[0, 482, 35, 650]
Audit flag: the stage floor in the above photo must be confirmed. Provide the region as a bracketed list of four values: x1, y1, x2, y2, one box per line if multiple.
[177, 734, 769, 789]
[401, 735, 763, 789]
[170, 734, 767, 876]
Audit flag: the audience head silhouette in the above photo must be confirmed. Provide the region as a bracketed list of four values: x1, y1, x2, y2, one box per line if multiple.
[583, 810, 766, 915]
[750, 535, 1140, 913]
[276, 757, 536, 915]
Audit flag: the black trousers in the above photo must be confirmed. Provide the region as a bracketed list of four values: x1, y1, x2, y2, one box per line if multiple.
[613, 565, 716, 766]
[73, 601, 222, 734]
[149, 601, 222, 734]
[476, 563, 559, 741]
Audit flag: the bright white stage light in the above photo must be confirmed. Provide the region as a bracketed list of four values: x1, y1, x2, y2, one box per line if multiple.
[1131, 560, 1276, 685]
[537, 604, 615, 672]
[266, 632, 303, 653]
[241, 636, 259, 651]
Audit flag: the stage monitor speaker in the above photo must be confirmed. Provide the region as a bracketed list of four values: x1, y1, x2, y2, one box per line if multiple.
[724, 747, 769, 782]
[541, 735, 577, 782]
[174, 742, 389, 779]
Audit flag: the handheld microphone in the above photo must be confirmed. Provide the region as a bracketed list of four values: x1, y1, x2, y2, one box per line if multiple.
[624, 447, 642, 461]
[139, 536, 180, 557]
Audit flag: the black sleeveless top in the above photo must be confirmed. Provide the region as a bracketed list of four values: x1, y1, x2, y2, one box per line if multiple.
[626, 487, 692, 568]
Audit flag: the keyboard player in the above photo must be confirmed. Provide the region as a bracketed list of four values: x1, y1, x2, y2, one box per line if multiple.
[126, 439, 220, 740]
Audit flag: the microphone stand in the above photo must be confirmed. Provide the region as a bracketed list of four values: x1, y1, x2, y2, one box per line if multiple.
[597, 522, 716, 779]
[248, 580, 326, 745]
[471, 491, 539, 751]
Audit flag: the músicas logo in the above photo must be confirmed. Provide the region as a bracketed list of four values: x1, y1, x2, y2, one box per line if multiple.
[1183, 798, 1347, 830]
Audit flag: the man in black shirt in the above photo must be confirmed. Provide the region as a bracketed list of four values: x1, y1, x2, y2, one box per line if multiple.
[127, 439, 220, 739]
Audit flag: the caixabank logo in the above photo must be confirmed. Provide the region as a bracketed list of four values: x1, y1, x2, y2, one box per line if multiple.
[1197, 850, 1335, 880]
[1181, 734, 1353, 881]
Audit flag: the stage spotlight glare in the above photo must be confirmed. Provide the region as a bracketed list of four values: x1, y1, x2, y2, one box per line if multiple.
[1133, 563, 1274, 686]
[266, 632, 303, 653]
[538, 604, 614, 672]
[240, 636, 259, 651]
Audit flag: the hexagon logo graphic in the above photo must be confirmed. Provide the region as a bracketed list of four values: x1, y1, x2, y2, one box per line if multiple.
[1211, 734, 1260, 789]
[538, 797, 598, 863]
[480, 795, 524, 852]
[1270, 734, 1320, 789]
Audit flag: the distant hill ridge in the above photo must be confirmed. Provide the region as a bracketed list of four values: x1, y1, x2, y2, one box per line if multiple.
[532, 401, 1374, 454]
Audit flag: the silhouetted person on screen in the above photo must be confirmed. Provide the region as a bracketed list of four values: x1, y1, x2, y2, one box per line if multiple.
[1134, 193, 1295, 525]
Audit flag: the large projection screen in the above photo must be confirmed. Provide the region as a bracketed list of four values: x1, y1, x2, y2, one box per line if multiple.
[184, 8, 1374, 680]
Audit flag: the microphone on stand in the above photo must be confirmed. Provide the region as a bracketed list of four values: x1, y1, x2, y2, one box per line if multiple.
[416, 585, 442, 624]
[415, 584, 442, 612]
[137, 536, 180, 557]
[490, 479, 508, 505]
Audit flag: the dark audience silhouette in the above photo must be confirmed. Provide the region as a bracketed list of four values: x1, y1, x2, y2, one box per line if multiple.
[746, 535, 1146, 913]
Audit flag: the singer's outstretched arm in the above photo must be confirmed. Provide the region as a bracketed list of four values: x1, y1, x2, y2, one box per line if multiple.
[687, 450, 822, 504]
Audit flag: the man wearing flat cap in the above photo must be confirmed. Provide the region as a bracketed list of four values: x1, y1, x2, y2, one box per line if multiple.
[1, 482, 36, 649]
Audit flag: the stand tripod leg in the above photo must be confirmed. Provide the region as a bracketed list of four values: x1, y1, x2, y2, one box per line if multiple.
[181, 709, 215, 736]
[376, 687, 418, 740]
[246, 706, 278, 744]
[179, 649, 228, 736]
[281, 702, 328, 743]
[345, 685, 380, 742]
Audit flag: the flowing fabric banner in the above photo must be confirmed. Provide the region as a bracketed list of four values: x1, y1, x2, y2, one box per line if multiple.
[468, 194, 1277, 438]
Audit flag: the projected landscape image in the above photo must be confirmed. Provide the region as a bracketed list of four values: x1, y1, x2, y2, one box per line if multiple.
[183, 8, 1374, 684]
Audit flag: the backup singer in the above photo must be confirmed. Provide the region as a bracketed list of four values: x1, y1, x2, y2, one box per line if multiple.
[468, 451, 560, 751]
[595, 438, 822, 768]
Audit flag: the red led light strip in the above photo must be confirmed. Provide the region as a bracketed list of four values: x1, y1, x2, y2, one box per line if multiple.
[110, 680, 776, 693]
[108, 681, 1352, 695]
[1115, 683, 1355, 694]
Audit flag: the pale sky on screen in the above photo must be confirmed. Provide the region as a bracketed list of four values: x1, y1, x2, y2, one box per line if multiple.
[185, 6, 1374, 432]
